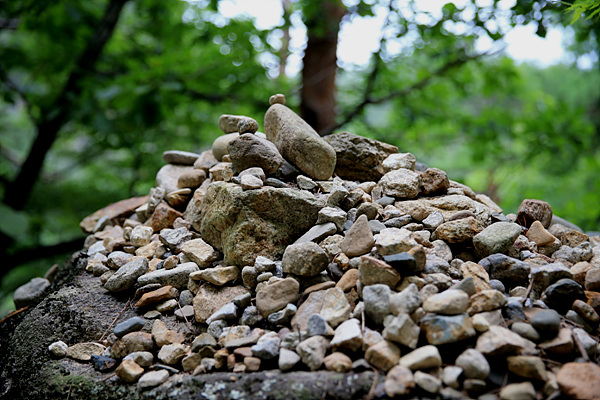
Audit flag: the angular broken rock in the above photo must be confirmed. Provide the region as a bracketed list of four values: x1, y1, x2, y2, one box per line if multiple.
[379, 168, 421, 199]
[517, 198, 553, 228]
[80, 195, 148, 233]
[282, 242, 329, 277]
[193, 284, 248, 324]
[433, 217, 484, 244]
[179, 238, 218, 267]
[195, 182, 324, 266]
[340, 214, 374, 257]
[323, 132, 398, 181]
[256, 278, 299, 318]
[115, 359, 144, 383]
[264, 103, 336, 180]
[156, 164, 195, 194]
[296, 335, 329, 371]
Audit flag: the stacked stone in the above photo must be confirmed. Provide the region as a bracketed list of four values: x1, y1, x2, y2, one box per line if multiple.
[39, 94, 600, 398]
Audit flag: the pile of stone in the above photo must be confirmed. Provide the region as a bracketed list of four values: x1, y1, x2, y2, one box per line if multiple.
[31, 94, 600, 399]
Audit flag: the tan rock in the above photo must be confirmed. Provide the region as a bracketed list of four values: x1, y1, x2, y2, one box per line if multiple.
[115, 359, 144, 383]
[571, 262, 593, 286]
[336, 269, 359, 292]
[526, 220, 556, 246]
[193, 284, 248, 323]
[319, 287, 351, 328]
[467, 289, 508, 315]
[340, 215, 374, 257]
[157, 343, 189, 365]
[190, 265, 239, 286]
[244, 356, 261, 372]
[180, 238, 219, 268]
[538, 328, 574, 354]
[461, 262, 492, 292]
[151, 319, 185, 347]
[499, 381, 536, 400]
[291, 290, 326, 331]
[323, 352, 352, 372]
[433, 217, 484, 243]
[506, 355, 547, 381]
[385, 365, 414, 397]
[111, 332, 155, 359]
[66, 342, 105, 361]
[365, 340, 401, 372]
[359, 255, 401, 287]
[256, 278, 299, 318]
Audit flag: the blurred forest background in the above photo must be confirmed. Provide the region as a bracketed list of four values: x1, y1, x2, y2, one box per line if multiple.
[1, 0, 599, 317]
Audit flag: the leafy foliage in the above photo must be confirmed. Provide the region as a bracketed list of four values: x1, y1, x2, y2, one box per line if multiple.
[567, 0, 600, 23]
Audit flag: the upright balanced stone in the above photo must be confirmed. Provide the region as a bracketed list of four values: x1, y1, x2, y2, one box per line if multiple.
[264, 104, 336, 180]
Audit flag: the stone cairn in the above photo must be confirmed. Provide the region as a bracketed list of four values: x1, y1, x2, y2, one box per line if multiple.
[27, 93, 600, 398]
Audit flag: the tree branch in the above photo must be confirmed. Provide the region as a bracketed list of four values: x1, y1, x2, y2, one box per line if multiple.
[1, 237, 86, 282]
[321, 50, 490, 136]
[2, 0, 130, 211]
[0, 61, 37, 123]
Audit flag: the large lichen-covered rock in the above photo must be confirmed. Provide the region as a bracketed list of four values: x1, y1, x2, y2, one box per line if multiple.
[191, 182, 325, 266]
[323, 132, 398, 181]
[264, 104, 336, 180]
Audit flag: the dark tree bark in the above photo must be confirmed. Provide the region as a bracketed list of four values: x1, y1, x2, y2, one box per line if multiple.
[300, 0, 345, 135]
[2, 0, 129, 210]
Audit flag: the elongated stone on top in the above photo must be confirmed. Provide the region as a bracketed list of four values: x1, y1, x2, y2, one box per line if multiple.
[219, 114, 259, 134]
[264, 104, 336, 180]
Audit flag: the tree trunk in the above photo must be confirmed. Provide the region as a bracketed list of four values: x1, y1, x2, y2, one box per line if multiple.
[2, 0, 129, 210]
[300, 0, 345, 135]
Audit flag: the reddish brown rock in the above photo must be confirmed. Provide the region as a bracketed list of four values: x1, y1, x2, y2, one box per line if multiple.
[420, 168, 449, 196]
[586, 290, 600, 313]
[146, 202, 183, 232]
[135, 285, 178, 308]
[80, 195, 148, 233]
[556, 362, 600, 400]
[516, 199, 552, 228]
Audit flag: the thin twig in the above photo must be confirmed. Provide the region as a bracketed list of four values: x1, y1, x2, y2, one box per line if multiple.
[521, 274, 535, 306]
[0, 307, 29, 326]
[177, 300, 193, 331]
[322, 48, 501, 135]
[66, 384, 72, 400]
[98, 299, 131, 342]
[366, 369, 379, 400]
[101, 373, 116, 381]
[572, 328, 590, 361]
